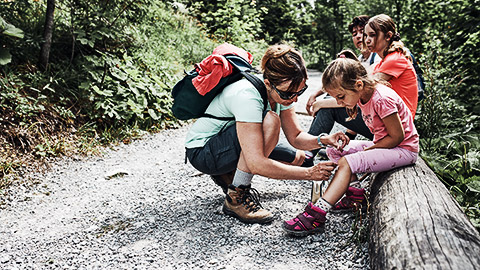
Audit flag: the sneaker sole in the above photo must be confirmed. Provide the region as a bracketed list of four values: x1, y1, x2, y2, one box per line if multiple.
[330, 203, 367, 214]
[282, 222, 324, 237]
[222, 204, 274, 224]
[330, 208, 356, 213]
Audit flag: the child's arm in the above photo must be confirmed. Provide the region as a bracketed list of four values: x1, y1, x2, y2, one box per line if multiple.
[306, 87, 325, 115]
[311, 98, 343, 115]
[374, 72, 393, 82]
[364, 113, 404, 151]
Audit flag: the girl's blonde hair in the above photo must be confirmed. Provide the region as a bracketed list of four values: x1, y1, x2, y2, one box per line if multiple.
[322, 57, 377, 120]
[261, 44, 307, 93]
[366, 14, 411, 60]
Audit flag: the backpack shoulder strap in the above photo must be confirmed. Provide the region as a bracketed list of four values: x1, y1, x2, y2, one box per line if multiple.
[200, 55, 268, 121]
[224, 55, 267, 111]
[370, 52, 377, 65]
[241, 71, 268, 112]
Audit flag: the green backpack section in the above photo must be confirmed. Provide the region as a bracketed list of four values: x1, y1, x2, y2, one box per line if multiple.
[171, 54, 267, 121]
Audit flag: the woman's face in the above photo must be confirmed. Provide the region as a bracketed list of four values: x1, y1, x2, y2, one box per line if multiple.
[268, 79, 308, 106]
[364, 24, 390, 54]
[325, 86, 361, 109]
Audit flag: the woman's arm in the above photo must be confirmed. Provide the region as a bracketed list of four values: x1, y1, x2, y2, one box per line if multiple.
[236, 121, 335, 180]
[364, 112, 404, 151]
[279, 107, 349, 150]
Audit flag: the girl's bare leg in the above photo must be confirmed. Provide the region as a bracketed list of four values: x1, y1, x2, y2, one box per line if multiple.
[322, 157, 352, 205]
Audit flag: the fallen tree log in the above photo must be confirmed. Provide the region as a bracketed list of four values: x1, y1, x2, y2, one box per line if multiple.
[369, 158, 480, 270]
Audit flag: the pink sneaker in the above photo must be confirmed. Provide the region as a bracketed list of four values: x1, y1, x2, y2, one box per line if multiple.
[283, 202, 326, 236]
[331, 186, 366, 212]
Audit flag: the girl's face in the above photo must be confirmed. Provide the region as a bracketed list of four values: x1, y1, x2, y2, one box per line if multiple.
[325, 84, 363, 109]
[364, 24, 390, 55]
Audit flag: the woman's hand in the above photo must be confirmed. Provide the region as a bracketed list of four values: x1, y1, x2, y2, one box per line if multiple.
[320, 131, 350, 150]
[308, 161, 337, 181]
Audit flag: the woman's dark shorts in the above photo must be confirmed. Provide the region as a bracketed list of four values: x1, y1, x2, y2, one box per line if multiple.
[186, 123, 241, 175]
[186, 112, 299, 176]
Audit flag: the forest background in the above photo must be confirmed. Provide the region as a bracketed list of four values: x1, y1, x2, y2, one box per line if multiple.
[0, 0, 479, 230]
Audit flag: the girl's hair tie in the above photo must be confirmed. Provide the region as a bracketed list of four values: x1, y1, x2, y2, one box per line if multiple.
[392, 32, 401, 41]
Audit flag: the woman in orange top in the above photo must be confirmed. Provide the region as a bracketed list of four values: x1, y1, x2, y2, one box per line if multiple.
[364, 14, 418, 117]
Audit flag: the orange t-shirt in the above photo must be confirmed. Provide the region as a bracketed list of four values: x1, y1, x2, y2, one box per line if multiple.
[374, 51, 418, 117]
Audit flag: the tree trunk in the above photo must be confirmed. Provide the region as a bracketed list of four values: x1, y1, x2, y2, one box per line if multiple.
[369, 158, 480, 269]
[39, 0, 56, 71]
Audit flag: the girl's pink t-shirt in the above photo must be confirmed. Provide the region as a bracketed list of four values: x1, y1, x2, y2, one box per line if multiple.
[358, 84, 419, 153]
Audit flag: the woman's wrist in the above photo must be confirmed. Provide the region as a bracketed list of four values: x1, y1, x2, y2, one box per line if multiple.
[305, 167, 313, 180]
[317, 133, 328, 147]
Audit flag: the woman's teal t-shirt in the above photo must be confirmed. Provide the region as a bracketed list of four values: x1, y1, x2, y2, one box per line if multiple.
[185, 77, 292, 148]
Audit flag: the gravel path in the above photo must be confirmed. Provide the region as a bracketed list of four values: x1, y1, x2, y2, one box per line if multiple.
[0, 71, 370, 270]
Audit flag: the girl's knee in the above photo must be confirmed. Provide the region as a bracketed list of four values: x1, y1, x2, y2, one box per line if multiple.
[338, 157, 351, 170]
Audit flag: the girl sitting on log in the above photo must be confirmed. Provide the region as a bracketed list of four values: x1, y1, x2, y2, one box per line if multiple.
[283, 52, 419, 236]
[365, 14, 419, 118]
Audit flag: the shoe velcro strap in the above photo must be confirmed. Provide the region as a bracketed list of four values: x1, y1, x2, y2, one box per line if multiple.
[348, 195, 364, 202]
[297, 214, 315, 230]
[346, 188, 365, 196]
[337, 198, 352, 208]
[305, 205, 325, 220]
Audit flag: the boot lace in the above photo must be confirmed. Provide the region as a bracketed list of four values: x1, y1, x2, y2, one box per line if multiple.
[236, 187, 263, 213]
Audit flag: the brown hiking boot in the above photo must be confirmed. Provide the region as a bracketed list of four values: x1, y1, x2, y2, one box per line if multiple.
[222, 185, 274, 224]
[210, 171, 235, 194]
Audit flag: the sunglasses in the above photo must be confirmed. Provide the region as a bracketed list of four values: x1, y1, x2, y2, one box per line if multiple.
[271, 83, 308, 100]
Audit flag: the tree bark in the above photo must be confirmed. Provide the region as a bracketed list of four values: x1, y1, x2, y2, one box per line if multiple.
[39, 0, 56, 71]
[369, 158, 480, 270]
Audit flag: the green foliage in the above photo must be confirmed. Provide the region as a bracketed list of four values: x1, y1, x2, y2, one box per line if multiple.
[0, 0, 227, 180]
[407, 0, 480, 230]
[415, 44, 480, 231]
[256, 0, 315, 45]
[421, 135, 480, 229]
[309, 0, 350, 67]
[185, 0, 263, 45]
[0, 0, 223, 131]
[0, 16, 24, 65]
[0, 16, 24, 38]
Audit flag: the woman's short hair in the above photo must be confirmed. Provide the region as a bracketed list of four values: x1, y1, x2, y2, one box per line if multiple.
[261, 44, 307, 93]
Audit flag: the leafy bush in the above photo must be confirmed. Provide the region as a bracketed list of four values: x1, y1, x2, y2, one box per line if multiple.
[0, 0, 224, 180]
[1, 1, 224, 130]
[183, 0, 263, 45]
[416, 42, 480, 230]
[0, 16, 24, 65]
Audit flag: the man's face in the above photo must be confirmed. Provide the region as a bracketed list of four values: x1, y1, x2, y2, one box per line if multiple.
[351, 26, 364, 50]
